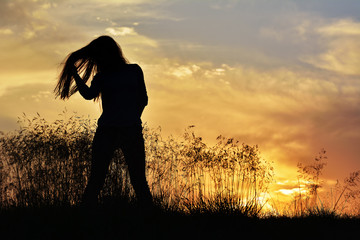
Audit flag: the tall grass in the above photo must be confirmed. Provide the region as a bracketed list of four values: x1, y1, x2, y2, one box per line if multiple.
[0, 112, 94, 207]
[280, 149, 360, 217]
[0, 111, 273, 216]
[145, 126, 274, 215]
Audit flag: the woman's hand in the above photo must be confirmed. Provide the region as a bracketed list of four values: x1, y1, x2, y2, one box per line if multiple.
[70, 65, 79, 76]
[71, 65, 84, 84]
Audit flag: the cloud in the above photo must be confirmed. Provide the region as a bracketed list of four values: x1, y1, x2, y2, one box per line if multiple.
[80, 0, 159, 5]
[105, 27, 137, 36]
[209, 0, 239, 10]
[0, 0, 90, 77]
[0, 83, 101, 132]
[318, 19, 360, 36]
[0, 0, 60, 39]
[0, 28, 13, 35]
[141, 57, 360, 183]
[103, 28, 158, 49]
[103, 26, 158, 47]
[0, 71, 57, 96]
[301, 18, 360, 75]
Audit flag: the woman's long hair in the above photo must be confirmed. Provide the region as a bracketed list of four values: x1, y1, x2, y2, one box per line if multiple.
[55, 35, 128, 100]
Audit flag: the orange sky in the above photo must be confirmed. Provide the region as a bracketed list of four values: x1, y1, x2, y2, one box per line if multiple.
[0, 0, 359, 202]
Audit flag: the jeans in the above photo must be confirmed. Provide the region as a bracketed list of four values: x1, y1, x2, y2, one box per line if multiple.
[82, 124, 152, 207]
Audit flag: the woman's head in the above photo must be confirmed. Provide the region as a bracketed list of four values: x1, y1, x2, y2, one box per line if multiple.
[55, 35, 128, 100]
[88, 35, 128, 72]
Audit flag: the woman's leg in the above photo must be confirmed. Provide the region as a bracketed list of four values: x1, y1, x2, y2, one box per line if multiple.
[82, 127, 117, 206]
[120, 125, 153, 208]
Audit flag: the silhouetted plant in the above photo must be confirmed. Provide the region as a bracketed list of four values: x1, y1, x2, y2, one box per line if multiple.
[332, 170, 360, 215]
[295, 148, 327, 212]
[0, 111, 95, 207]
[0, 111, 273, 216]
[288, 149, 360, 217]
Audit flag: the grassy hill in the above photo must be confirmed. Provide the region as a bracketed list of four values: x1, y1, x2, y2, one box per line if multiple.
[2, 202, 359, 240]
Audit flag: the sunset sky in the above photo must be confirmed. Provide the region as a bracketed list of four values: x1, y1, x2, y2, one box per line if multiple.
[0, 0, 359, 199]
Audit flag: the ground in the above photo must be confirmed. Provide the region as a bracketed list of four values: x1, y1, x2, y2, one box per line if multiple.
[1, 205, 359, 240]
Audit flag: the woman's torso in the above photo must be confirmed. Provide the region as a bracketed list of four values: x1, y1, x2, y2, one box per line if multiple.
[96, 64, 147, 127]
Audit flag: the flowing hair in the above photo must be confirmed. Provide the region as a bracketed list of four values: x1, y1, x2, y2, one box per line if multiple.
[55, 35, 129, 100]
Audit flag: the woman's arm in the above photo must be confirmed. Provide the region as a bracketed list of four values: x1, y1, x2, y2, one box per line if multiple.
[72, 67, 101, 100]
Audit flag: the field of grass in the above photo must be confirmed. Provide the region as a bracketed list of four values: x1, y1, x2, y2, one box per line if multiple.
[0, 111, 359, 239]
[2, 202, 360, 240]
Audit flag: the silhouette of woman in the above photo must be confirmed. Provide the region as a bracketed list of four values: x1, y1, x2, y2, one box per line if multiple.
[54, 35, 153, 208]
